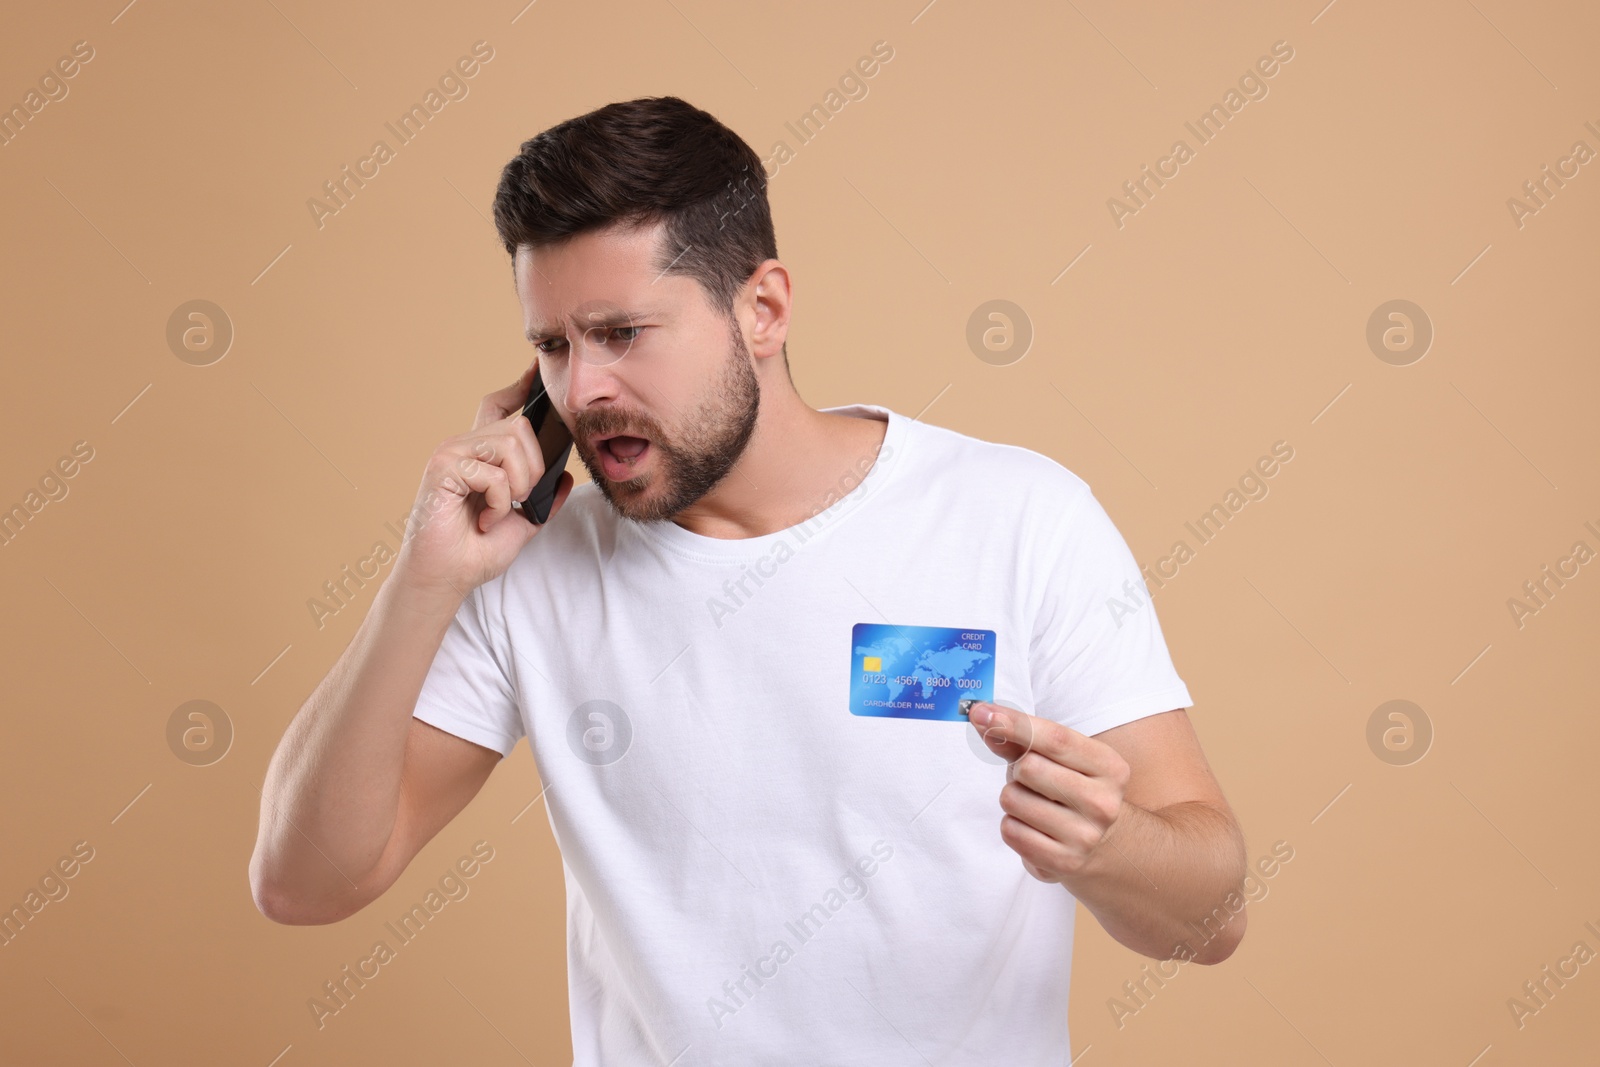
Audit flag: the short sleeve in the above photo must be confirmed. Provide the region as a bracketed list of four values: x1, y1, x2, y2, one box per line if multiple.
[412, 584, 525, 758]
[1026, 487, 1193, 737]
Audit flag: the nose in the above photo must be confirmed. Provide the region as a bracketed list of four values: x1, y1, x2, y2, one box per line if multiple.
[560, 345, 621, 416]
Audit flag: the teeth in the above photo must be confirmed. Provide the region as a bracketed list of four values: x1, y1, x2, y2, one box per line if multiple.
[602, 438, 640, 468]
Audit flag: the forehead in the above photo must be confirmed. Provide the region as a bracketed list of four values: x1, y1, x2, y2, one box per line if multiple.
[515, 219, 698, 336]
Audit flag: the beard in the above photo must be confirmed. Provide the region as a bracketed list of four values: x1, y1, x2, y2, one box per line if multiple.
[573, 317, 761, 524]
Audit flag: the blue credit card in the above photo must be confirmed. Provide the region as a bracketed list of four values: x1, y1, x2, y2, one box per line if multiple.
[848, 623, 996, 721]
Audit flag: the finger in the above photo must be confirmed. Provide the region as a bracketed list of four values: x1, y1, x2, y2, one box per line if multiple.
[1020, 857, 1062, 884]
[473, 359, 541, 431]
[969, 705, 1038, 763]
[464, 430, 535, 504]
[441, 452, 512, 532]
[999, 813, 1074, 880]
[505, 469, 574, 543]
[992, 780, 1068, 838]
[504, 406, 548, 485]
[1003, 775, 1113, 849]
[1006, 750, 1095, 813]
[1006, 760, 1122, 841]
[971, 704, 1118, 778]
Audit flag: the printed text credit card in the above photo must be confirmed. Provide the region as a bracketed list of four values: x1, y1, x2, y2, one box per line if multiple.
[848, 623, 995, 721]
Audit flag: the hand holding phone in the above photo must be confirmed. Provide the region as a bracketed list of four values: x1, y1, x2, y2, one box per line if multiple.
[390, 362, 575, 610]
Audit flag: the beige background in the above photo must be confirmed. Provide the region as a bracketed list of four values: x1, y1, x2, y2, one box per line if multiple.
[2, 0, 1596, 1063]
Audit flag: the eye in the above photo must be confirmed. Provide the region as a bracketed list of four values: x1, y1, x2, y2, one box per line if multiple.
[533, 326, 643, 354]
[586, 325, 643, 347]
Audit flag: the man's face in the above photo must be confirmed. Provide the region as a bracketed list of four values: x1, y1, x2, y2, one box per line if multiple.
[514, 220, 761, 523]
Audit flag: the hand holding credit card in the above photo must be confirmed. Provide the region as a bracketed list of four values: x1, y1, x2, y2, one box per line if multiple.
[965, 700, 1134, 885]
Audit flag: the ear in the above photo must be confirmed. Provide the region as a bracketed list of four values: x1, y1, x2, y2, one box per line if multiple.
[744, 260, 792, 361]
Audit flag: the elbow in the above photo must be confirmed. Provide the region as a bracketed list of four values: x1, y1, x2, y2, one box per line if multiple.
[250, 851, 355, 927]
[248, 870, 304, 927]
[1190, 815, 1250, 965]
[252, 879, 353, 926]
[1190, 908, 1248, 965]
[250, 862, 316, 926]
[252, 880, 307, 926]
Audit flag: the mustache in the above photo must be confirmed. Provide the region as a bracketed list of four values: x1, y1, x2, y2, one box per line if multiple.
[579, 414, 662, 443]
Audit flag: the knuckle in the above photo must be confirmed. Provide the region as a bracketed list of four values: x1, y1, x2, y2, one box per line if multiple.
[433, 458, 464, 486]
[1110, 754, 1131, 785]
[1018, 752, 1049, 781]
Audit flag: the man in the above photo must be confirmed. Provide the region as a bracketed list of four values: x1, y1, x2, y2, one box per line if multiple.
[251, 95, 1248, 1064]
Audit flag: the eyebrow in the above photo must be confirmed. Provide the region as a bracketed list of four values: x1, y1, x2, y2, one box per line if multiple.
[525, 306, 665, 343]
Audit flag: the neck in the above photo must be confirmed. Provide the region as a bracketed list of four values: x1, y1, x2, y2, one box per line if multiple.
[668, 389, 887, 540]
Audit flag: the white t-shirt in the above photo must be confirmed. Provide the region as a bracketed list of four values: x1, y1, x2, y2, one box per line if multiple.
[413, 402, 1192, 1065]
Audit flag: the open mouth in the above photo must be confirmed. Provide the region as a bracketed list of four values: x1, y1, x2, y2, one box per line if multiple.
[596, 434, 651, 480]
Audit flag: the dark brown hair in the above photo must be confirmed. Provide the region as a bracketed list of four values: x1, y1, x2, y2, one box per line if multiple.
[492, 96, 779, 338]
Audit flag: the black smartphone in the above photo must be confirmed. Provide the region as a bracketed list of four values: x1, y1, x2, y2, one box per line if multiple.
[514, 364, 574, 524]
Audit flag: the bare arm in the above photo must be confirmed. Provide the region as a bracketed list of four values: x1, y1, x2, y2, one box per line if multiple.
[249, 360, 573, 925]
[971, 704, 1249, 963]
[1065, 709, 1248, 964]
[249, 579, 496, 925]
[1062, 796, 1247, 963]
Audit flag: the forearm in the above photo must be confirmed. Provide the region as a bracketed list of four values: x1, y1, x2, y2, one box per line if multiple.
[1062, 800, 1248, 964]
[250, 576, 462, 919]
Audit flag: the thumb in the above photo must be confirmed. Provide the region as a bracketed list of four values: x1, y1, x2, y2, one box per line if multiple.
[967, 702, 1037, 761]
